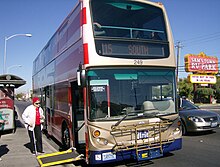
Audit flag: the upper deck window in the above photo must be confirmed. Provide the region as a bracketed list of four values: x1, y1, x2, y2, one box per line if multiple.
[91, 0, 169, 59]
[91, 0, 167, 40]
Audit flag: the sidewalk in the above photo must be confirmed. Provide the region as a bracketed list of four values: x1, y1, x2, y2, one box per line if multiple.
[0, 113, 76, 166]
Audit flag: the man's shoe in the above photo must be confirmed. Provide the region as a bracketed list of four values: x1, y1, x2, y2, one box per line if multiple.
[32, 151, 36, 155]
[38, 151, 45, 154]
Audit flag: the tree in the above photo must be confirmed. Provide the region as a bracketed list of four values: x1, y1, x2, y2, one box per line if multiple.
[178, 78, 193, 100]
[196, 87, 214, 103]
[178, 76, 218, 103]
[213, 76, 220, 102]
[16, 93, 25, 100]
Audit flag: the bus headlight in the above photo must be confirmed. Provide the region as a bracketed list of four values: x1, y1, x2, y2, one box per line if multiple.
[172, 127, 181, 136]
[96, 138, 108, 145]
[103, 139, 108, 145]
[92, 130, 109, 145]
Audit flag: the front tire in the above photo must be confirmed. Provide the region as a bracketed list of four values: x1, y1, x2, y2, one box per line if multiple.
[62, 125, 70, 149]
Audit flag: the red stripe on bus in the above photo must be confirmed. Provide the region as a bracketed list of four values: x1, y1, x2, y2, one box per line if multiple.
[68, 87, 72, 104]
[83, 87, 89, 163]
[107, 85, 110, 110]
[83, 43, 89, 64]
[81, 7, 87, 26]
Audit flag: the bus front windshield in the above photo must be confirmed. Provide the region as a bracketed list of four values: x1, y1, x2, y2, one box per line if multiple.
[88, 69, 177, 121]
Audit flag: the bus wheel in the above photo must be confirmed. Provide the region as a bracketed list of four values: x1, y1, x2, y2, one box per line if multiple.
[62, 125, 70, 149]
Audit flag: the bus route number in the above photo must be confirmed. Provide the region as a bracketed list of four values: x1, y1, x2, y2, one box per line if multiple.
[102, 43, 112, 55]
[134, 59, 143, 65]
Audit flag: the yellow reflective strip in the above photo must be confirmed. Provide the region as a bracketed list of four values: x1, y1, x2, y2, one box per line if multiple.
[36, 157, 43, 166]
[37, 149, 72, 158]
[41, 159, 74, 167]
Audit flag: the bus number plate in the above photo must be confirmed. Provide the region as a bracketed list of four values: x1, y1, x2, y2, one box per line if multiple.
[137, 130, 148, 139]
[102, 152, 116, 161]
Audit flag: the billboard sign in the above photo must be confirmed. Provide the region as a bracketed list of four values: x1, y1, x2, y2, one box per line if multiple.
[0, 89, 14, 131]
[185, 52, 218, 74]
[189, 74, 217, 84]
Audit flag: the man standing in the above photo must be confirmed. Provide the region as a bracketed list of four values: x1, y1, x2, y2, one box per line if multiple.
[22, 97, 45, 155]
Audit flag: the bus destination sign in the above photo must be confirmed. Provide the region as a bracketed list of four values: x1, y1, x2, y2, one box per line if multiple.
[95, 40, 169, 59]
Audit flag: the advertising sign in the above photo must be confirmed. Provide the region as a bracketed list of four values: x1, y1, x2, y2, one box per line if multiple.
[189, 74, 217, 84]
[0, 89, 14, 131]
[185, 52, 218, 74]
[0, 74, 26, 135]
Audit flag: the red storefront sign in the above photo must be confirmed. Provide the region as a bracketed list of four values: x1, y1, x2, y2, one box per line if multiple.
[0, 98, 14, 110]
[185, 52, 218, 74]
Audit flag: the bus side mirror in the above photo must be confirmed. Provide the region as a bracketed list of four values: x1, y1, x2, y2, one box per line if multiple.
[178, 97, 182, 109]
[77, 69, 86, 87]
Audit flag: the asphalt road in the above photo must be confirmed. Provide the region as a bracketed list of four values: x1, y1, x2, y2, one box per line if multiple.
[15, 101, 220, 167]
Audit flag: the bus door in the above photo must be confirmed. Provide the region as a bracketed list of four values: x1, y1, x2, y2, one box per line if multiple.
[71, 81, 85, 150]
[45, 85, 55, 134]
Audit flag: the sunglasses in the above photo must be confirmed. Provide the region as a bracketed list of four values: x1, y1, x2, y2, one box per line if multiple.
[35, 103, 40, 105]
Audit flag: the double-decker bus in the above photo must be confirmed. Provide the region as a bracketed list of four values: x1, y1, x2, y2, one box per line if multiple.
[33, 0, 182, 164]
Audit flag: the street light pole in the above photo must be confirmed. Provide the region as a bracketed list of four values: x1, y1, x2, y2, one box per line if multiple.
[175, 41, 183, 82]
[3, 33, 32, 74]
[7, 65, 22, 74]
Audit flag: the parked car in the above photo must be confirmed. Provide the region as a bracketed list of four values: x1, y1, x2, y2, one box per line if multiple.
[179, 99, 220, 135]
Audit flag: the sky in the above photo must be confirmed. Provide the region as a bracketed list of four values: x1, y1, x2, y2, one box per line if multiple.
[0, 0, 220, 94]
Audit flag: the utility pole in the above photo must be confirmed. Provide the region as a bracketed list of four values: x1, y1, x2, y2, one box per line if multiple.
[175, 41, 183, 82]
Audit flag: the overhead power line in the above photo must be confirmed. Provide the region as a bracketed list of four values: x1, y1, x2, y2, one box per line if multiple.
[181, 31, 220, 44]
[176, 31, 220, 51]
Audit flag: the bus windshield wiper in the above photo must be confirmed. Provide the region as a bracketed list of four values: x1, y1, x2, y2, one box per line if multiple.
[143, 111, 171, 121]
[154, 112, 179, 121]
[113, 108, 175, 128]
[113, 114, 128, 127]
[155, 114, 170, 121]
[113, 111, 138, 127]
[113, 108, 146, 127]
[113, 109, 157, 127]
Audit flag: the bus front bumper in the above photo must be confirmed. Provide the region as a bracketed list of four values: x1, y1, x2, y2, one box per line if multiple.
[89, 138, 182, 164]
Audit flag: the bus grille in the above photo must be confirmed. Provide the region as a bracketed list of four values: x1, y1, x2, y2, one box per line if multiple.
[110, 121, 174, 156]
